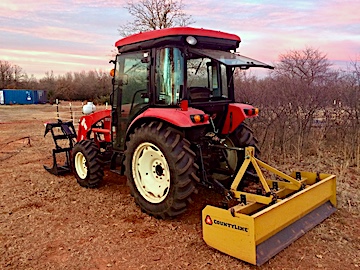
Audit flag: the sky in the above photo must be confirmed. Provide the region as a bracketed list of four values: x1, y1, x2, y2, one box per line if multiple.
[0, 0, 359, 79]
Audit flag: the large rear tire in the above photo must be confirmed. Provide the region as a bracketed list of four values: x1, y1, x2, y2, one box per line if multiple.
[125, 121, 198, 219]
[213, 123, 259, 185]
[230, 123, 260, 162]
[72, 140, 104, 188]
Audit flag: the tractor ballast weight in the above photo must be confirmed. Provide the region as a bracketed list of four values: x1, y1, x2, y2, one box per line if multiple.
[44, 27, 337, 265]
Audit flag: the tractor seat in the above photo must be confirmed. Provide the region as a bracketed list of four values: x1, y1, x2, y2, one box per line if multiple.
[189, 87, 211, 102]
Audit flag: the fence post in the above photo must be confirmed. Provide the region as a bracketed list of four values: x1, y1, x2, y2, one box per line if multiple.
[69, 102, 73, 123]
[56, 99, 59, 119]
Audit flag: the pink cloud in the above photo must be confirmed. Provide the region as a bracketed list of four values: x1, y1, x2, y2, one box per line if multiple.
[0, 0, 67, 19]
[0, 26, 103, 44]
[0, 0, 127, 20]
[34, 26, 103, 43]
[187, 0, 360, 68]
[72, 0, 126, 8]
[315, 0, 360, 25]
[0, 48, 111, 77]
[1, 0, 358, 78]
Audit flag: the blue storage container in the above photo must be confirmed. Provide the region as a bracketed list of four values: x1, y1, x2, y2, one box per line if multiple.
[0, 89, 47, 104]
[33, 90, 39, 104]
[35, 90, 47, 104]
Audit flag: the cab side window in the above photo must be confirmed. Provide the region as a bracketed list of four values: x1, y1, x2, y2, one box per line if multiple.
[155, 48, 184, 105]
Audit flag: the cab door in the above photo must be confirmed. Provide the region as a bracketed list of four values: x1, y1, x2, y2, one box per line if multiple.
[111, 51, 150, 150]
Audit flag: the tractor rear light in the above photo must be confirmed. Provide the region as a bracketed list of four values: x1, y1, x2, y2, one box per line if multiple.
[193, 115, 202, 123]
[190, 114, 209, 123]
[244, 108, 259, 117]
[180, 99, 188, 111]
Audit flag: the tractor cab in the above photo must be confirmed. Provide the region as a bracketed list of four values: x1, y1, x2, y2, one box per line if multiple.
[110, 27, 273, 150]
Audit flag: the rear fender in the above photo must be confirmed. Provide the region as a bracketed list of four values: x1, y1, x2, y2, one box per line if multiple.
[78, 109, 112, 141]
[126, 107, 210, 135]
[221, 103, 258, 135]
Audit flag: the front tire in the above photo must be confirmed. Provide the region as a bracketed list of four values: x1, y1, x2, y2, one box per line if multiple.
[125, 121, 198, 219]
[72, 140, 104, 188]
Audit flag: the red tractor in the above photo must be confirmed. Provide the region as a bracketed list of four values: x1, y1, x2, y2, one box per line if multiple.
[45, 27, 272, 219]
[45, 27, 337, 265]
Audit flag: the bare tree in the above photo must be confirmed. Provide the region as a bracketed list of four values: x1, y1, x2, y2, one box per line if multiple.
[13, 64, 24, 88]
[0, 60, 12, 89]
[0, 60, 28, 89]
[119, 0, 194, 36]
[337, 59, 360, 167]
[39, 71, 56, 102]
[234, 48, 338, 160]
[267, 47, 335, 159]
[275, 47, 332, 85]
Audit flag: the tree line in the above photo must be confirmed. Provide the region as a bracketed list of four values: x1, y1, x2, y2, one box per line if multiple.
[0, 61, 112, 104]
[1, 46, 359, 167]
[235, 47, 360, 167]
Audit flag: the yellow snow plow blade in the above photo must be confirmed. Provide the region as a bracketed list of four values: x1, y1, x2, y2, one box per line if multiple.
[202, 147, 336, 266]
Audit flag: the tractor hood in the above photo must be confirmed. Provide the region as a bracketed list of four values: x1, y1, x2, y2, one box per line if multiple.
[189, 48, 274, 70]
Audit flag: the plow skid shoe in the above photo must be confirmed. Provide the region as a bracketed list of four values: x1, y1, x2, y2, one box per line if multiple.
[202, 172, 336, 266]
[43, 148, 72, 175]
[44, 165, 70, 175]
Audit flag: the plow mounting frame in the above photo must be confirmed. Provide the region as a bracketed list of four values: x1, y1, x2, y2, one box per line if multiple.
[44, 120, 77, 175]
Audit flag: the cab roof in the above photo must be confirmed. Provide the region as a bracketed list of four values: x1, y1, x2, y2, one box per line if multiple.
[115, 27, 241, 53]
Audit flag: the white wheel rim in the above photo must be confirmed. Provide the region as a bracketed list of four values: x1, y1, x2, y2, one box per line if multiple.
[75, 152, 87, 179]
[132, 142, 170, 203]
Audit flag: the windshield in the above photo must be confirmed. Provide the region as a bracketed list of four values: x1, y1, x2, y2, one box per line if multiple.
[187, 57, 228, 99]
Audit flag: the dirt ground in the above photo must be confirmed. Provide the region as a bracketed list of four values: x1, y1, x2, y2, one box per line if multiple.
[0, 104, 359, 270]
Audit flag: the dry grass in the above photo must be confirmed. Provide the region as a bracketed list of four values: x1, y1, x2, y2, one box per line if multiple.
[0, 104, 359, 270]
